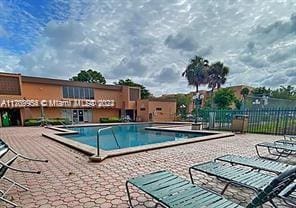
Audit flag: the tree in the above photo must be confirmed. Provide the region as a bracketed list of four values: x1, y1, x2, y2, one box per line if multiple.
[271, 85, 296, 100]
[234, 99, 242, 110]
[207, 61, 229, 108]
[175, 94, 192, 115]
[240, 87, 250, 110]
[182, 56, 209, 93]
[213, 88, 236, 109]
[208, 61, 229, 92]
[115, 79, 152, 99]
[252, 87, 271, 97]
[70, 69, 106, 84]
[241, 87, 250, 100]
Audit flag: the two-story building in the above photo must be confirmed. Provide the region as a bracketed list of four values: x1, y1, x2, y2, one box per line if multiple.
[0, 72, 176, 126]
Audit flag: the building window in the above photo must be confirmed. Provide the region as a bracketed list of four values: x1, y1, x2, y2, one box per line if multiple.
[140, 108, 146, 111]
[74, 87, 80, 98]
[0, 76, 21, 95]
[156, 107, 162, 111]
[63, 86, 94, 99]
[129, 88, 140, 101]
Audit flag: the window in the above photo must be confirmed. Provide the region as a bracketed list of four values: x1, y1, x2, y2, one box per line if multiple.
[80, 87, 85, 99]
[0, 76, 21, 95]
[62, 86, 94, 99]
[74, 87, 80, 99]
[85, 88, 90, 99]
[129, 88, 140, 101]
[68, 87, 74, 98]
[63, 86, 69, 98]
[156, 107, 162, 111]
[89, 88, 94, 99]
[140, 108, 146, 111]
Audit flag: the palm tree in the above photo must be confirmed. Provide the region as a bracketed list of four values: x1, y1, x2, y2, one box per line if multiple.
[208, 61, 229, 108]
[208, 61, 229, 93]
[182, 56, 208, 93]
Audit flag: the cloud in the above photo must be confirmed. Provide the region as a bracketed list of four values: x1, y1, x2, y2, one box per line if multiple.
[262, 75, 288, 87]
[239, 55, 269, 68]
[267, 46, 296, 63]
[252, 13, 296, 44]
[153, 65, 180, 84]
[165, 32, 199, 51]
[44, 21, 85, 47]
[107, 57, 148, 79]
[0, 0, 296, 96]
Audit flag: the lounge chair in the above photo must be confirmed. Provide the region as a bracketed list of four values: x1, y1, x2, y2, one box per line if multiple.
[189, 161, 296, 206]
[275, 139, 296, 145]
[284, 135, 296, 141]
[255, 142, 296, 160]
[215, 154, 294, 175]
[0, 139, 48, 207]
[126, 167, 296, 208]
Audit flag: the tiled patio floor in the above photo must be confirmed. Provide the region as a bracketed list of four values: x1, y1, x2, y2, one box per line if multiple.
[0, 127, 294, 208]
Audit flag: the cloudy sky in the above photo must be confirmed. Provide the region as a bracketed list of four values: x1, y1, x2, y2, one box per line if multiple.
[0, 0, 295, 95]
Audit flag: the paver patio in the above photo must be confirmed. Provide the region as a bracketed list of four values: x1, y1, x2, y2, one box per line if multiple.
[0, 127, 294, 208]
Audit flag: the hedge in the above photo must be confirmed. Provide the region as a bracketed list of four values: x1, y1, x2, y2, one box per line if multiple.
[99, 117, 122, 123]
[24, 118, 71, 126]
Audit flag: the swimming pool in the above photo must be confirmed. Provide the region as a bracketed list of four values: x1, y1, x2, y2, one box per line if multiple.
[64, 124, 212, 151]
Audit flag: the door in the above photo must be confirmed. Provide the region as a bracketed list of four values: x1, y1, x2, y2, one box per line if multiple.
[78, 110, 84, 122]
[72, 110, 78, 123]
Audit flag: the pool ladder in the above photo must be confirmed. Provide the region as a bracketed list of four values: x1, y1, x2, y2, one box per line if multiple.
[96, 126, 120, 157]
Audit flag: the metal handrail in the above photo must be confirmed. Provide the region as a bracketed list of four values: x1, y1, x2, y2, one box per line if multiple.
[97, 126, 120, 157]
[59, 120, 68, 128]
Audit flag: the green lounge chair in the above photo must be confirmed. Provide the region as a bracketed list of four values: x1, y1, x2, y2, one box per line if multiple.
[0, 139, 48, 207]
[189, 161, 296, 206]
[284, 135, 296, 141]
[275, 140, 296, 145]
[255, 142, 296, 160]
[215, 154, 294, 175]
[126, 167, 296, 208]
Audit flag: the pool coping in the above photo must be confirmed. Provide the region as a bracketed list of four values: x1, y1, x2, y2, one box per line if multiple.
[42, 123, 234, 162]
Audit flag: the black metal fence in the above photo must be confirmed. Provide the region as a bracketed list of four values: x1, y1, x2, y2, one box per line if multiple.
[199, 108, 296, 135]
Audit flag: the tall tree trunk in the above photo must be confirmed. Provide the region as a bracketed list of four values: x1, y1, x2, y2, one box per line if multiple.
[211, 88, 214, 108]
[195, 85, 199, 93]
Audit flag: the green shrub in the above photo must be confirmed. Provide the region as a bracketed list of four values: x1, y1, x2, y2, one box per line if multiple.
[24, 118, 71, 126]
[99, 117, 122, 123]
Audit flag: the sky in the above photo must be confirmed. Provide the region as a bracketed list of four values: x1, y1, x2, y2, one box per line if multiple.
[0, 0, 295, 96]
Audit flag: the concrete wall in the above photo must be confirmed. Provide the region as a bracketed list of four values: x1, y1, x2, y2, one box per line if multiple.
[136, 100, 176, 122]
[136, 100, 150, 121]
[149, 101, 176, 122]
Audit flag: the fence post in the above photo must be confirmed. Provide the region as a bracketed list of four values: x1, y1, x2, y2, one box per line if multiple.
[275, 108, 281, 135]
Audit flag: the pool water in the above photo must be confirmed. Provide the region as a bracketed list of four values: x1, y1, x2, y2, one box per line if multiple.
[64, 124, 210, 151]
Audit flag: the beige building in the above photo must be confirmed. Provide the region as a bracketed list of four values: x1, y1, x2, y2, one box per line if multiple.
[136, 98, 176, 122]
[0, 72, 177, 126]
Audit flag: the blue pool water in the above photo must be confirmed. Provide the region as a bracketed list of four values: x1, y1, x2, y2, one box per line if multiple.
[64, 124, 211, 151]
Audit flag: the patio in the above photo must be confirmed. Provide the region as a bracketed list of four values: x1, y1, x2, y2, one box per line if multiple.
[0, 127, 293, 208]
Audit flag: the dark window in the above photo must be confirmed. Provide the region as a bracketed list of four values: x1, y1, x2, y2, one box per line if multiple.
[74, 87, 79, 99]
[62, 86, 94, 99]
[140, 108, 146, 111]
[68, 87, 74, 98]
[85, 88, 90, 99]
[0, 76, 21, 95]
[129, 88, 140, 101]
[89, 88, 94, 99]
[62, 86, 69, 98]
[80, 88, 85, 99]
[156, 107, 162, 111]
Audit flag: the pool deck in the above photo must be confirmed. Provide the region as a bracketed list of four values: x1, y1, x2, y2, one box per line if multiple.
[0, 126, 294, 207]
